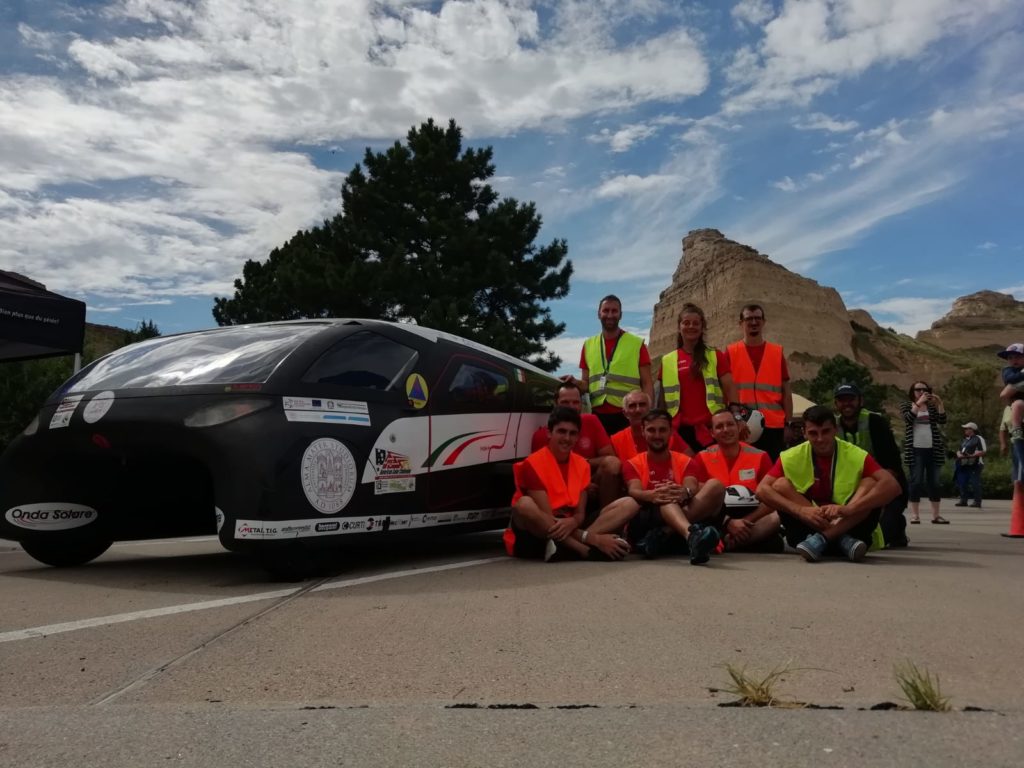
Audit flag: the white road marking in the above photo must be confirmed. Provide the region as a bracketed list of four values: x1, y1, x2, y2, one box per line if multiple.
[0, 557, 504, 644]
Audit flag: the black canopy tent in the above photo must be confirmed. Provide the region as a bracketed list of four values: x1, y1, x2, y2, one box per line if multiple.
[0, 270, 86, 365]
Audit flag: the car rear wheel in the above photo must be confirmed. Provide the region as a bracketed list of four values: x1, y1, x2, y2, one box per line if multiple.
[21, 535, 112, 567]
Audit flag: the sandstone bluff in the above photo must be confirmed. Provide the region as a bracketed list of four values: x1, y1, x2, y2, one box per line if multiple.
[648, 229, 1017, 388]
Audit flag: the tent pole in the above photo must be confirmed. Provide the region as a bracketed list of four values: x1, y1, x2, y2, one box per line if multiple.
[74, 353, 81, 373]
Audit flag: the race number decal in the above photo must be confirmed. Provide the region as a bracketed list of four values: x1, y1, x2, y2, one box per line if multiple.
[300, 438, 357, 514]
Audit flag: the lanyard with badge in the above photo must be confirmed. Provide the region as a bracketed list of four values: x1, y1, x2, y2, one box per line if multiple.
[598, 332, 622, 392]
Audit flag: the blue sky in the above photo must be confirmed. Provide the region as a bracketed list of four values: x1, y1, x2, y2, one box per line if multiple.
[1, 0, 1022, 374]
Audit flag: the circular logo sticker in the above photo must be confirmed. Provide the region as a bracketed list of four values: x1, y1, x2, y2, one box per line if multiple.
[82, 391, 116, 424]
[300, 438, 357, 514]
[405, 373, 429, 409]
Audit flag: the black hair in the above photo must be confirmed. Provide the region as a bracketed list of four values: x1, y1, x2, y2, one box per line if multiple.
[548, 406, 582, 431]
[598, 295, 622, 309]
[739, 303, 766, 321]
[802, 405, 837, 427]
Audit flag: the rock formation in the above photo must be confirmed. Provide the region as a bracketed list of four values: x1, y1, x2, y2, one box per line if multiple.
[649, 229, 967, 388]
[916, 290, 1024, 352]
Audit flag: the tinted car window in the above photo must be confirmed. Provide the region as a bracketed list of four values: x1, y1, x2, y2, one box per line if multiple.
[301, 331, 418, 391]
[66, 325, 325, 392]
[448, 363, 510, 407]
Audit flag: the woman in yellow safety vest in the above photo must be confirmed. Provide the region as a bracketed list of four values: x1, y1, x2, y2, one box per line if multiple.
[659, 303, 736, 454]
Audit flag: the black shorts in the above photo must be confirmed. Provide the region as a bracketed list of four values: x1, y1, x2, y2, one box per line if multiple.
[625, 505, 686, 554]
[779, 508, 882, 551]
[506, 520, 548, 559]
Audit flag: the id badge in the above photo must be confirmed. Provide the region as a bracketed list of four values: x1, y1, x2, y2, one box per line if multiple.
[598, 375, 607, 390]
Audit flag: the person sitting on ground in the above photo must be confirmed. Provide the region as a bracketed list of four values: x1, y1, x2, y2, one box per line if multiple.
[609, 389, 691, 463]
[505, 407, 603, 561]
[955, 422, 986, 509]
[532, 383, 621, 510]
[833, 382, 909, 548]
[685, 409, 782, 552]
[583, 409, 725, 565]
[756, 405, 901, 563]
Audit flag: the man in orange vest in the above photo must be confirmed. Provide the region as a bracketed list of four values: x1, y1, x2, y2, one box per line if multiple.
[581, 409, 725, 565]
[505, 407, 615, 561]
[609, 389, 691, 464]
[532, 383, 621, 509]
[685, 409, 781, 551]
[727, 304, 793, 461]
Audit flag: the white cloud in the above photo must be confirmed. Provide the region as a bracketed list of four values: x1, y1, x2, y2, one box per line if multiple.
[849, 147, 884, 168]
[0, 0, 710, 301]
[773, 175, 797, 191]
[587, 122, 659, 152]
[977, 241, 998, 250]
[793, 112, 858, 132]
[723, 0, 1017, 115]
[855, 296, 955, 334]
[595, 173, 680, 199]
[732, 0, 775, 27]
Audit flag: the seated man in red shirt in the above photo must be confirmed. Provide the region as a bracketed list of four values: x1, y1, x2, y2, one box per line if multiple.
[610, 389, 691, 464]
[506, 407, 599, 561]
[686, 409, 781, 552]
[582, 409, 725, 565]
[532, 383, 621, 510]
[757, 405, 901, 562]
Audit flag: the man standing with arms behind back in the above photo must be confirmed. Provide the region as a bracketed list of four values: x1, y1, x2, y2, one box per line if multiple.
[568, 295, 654, 436]
[727, 304, 793, 461]
[834, 383, 909, 547]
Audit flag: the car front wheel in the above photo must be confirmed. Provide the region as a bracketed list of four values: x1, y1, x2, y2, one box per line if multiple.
[20, 535, 113, 567]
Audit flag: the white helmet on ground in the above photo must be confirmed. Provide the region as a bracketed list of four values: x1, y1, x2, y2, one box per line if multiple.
[743, 409, 765, 443]
[724, 484, 759, 508]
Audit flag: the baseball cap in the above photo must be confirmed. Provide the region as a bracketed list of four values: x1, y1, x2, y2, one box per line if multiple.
[997, 343, 1024, 359]
[961, 421, 978, 430]
[833, 382, 861, 397]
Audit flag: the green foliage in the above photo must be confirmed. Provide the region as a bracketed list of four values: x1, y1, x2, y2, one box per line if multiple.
[0, 356, 73, 453]
[894, 661, 951, 712]
[213, 118, 572, 370]
[124, 319, 161, 344]
[808, 355, 887, 412]
[937, 366, 1003, 445]
[939, 454, 1015, 500]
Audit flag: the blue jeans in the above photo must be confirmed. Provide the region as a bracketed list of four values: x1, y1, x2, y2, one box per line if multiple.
[958, 463, 982, 505]
[908, 448, 941, 503]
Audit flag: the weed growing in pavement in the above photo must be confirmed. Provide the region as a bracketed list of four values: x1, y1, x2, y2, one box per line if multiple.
[894, 661, 951, 712]
[720, 663, 807, 708]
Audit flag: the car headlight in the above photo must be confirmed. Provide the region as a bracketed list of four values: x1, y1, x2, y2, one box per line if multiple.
[184, 398, 273, 428]
[23, 415, 40, 436]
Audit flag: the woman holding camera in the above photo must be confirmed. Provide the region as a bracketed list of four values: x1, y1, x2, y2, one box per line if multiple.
[900, 381, 948, 524]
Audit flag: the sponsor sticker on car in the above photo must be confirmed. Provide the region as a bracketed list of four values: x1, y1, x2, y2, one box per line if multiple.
[5, 503, 98, 531]
[49, 395, 84, 430]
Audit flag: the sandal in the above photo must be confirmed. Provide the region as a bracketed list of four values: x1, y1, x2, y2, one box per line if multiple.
[910, 518, 921, 524]
[931, 516, 950, 524]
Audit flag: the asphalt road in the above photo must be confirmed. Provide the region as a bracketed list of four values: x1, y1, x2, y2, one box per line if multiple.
[2, 500, 1022, 767]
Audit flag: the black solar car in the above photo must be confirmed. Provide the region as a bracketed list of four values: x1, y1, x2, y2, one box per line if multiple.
[0, 320, 558, 576]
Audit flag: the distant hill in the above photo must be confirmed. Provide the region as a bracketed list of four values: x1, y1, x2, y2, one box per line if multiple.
[649, 229, 1005, 398]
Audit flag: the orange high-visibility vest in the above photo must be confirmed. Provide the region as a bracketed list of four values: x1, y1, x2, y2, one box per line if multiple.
[627, 451, 691, 490]
[728, 341, 786, 428]
[698, 443, 766, 492]
[611, 428, 640, 463]
[510, 447, 590, 510]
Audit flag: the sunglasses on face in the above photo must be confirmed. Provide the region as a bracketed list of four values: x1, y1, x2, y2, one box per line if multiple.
[913, 387, 931, 393]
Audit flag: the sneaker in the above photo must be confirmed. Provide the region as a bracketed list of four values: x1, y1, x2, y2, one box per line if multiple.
[687, 524, 720, 565]
[839, 534, 867, 562]
[954, 501, 967, 507]
[969, 503, 982, 508]
[640, 526, 671, 560]
[544, 539, 558, 562]
[796, 532, 827, 562]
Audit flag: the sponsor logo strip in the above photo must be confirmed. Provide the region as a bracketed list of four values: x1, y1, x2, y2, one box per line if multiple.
[48, 395, 84, 430]
[283, 397, 371, 427]
[233, 509, 503, 540]
[5, 503, 98, 531]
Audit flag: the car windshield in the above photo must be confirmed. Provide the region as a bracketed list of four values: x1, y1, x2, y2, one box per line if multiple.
[65, 324, 325, 392]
